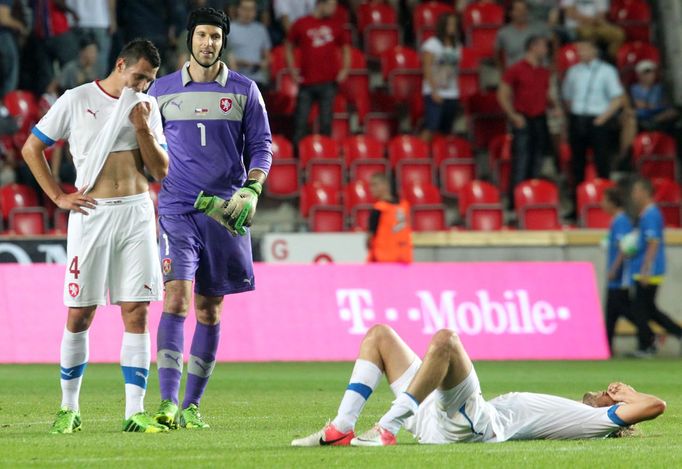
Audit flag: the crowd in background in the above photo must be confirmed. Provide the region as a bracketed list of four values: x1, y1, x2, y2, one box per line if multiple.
[0, 0, 680, 223]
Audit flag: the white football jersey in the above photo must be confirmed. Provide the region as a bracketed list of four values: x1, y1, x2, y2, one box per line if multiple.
[33, 81, 166, 186]
[488, 392, 624, 441]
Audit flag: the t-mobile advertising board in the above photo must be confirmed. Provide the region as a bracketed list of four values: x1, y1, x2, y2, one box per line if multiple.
[0, 262, 609, 363]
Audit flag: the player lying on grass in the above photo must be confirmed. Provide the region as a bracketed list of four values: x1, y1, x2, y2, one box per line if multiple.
[292, 325, 666, 446]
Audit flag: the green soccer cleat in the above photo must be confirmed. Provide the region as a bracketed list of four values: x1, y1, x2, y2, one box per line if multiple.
[179, 404, 210, 429]
[123, 412, 169, 433]
[49, 407, 82, 434]
[154, 399, 179, 429]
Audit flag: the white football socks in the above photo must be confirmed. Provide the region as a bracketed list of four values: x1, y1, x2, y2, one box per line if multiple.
[332, 359, 383, 432]
[60, 328, 89, 412]
[120, 332, 151, 419]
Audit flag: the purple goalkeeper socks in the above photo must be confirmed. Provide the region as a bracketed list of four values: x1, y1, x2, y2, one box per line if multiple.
[183, 321, 220, 409]
[157, 313, 185, 404]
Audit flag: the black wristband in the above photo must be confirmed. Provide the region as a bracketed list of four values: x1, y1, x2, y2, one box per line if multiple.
[244, 179, 262, 196]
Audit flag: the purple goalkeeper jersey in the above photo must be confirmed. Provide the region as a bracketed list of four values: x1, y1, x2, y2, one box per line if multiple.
[148, 62, 272, 214]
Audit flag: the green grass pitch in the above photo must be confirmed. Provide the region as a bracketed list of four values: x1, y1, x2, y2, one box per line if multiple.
[1, 360, 681, 468]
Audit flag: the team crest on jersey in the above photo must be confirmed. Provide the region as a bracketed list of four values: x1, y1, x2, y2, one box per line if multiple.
[162, 258, 172, 275]
[68, 283, 80, 298]
[219, 97, 233, 114]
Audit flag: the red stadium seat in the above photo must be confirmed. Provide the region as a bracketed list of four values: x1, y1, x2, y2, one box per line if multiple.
[53, 209, 69, 234]
[0, 183, 40, 220]
[3, 90, 39, 132]
[345, 179, 375, 230]
[459, 180, 504, 231]
[364, 112, 398, 144]
[388, 135, 433, 192]
[342, 135, 389, 182]
[632, 131, 677, 180]
[381, 46, 422, 104]
[514, 179, 561, 230]
[652, 178, 681, 227]
[8, 207, 48, 235]
[556, 44, 579, 79]
[616, 42, 660, 85]
[266, 135, 299, 198]
[387, 135, 430, 166]
[298, 135, 344, 190]
[338, 47, 371, 120]
[357, 2, 398, 33]
[610, 0, 651, 42]
[300, 182, 344, 232]
[459, 47, 482, 99]
[462, 2, 505, 58]
[488, 134, 513, 195]
[465, 91, 507, 151]
[357, 3, 400, 59]
[577, 178, 616, 228]
[403, 182, 447, 231]
[433, 136, 476, 199]
[413, 1, 455, 44]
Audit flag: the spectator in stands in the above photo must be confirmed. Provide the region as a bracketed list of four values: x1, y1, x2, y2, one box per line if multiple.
[628, 177, 682, 357]
[560, 0, 624, 59]
[286, 0, 350, 147]
[630, 60, 679, 134]
[0, 136, 18, 186]
[526, 0, 562, 24]
[0, 0, 29, 98]
[367, 172, 413, 263]
[274, 0, 315, 32]
[498, 36, 558, 208]
[228, 0, 272, 90]
[420, 13, 461, 142]
[25, 0, 80, 94]
[495, 0, 551, 69]
[562, 40, 625, 213]
[66, 0, 116, 77]
[601, 185, 637, 354]
[47, 35, 99, 93]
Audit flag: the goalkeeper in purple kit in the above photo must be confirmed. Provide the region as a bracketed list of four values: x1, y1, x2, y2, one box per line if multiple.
[147, 7, 272, 429]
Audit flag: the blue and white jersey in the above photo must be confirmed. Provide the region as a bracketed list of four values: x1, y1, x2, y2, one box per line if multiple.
[607, 211, 634, 289]
[631, 203, 666, 282]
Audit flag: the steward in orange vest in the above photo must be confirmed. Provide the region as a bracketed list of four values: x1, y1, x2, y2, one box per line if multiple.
[367, 173, 413, 263]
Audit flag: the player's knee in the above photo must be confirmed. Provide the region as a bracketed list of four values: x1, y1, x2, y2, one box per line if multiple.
[164, 293, 190, 315]
[430, 329, 459, 354]
[121, 303, 149, 332]
[365, 324, 394, 342]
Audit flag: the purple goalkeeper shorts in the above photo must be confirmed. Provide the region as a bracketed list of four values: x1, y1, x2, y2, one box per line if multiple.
[158, 212, 255, 297]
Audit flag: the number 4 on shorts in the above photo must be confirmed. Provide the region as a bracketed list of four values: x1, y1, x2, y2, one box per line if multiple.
[69, 256, 80, 279]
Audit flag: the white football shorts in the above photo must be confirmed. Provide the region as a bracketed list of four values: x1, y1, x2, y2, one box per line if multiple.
[63, 192, 162, 307]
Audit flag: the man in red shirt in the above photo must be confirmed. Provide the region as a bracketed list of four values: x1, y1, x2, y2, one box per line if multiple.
[285, 0, 350, 146]
[497, 35, 558, 208]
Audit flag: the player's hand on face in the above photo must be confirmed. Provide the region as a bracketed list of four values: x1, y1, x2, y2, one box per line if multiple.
[55, 186, 97, 215]
[129, 102, 151, 131]
[607, 382, 635, 401]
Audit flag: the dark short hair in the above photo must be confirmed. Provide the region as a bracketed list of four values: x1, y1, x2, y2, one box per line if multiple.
[117, 39, 161, 69]
[524, 35, 545, 51]
[435, 13, 458, 43]
[604, 187, 624, 208]
[633, 177, 654, 196]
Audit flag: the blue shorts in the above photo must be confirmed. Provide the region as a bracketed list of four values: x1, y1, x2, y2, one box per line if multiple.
[423, 95, 460, 134]
[158, 212, 255, 297]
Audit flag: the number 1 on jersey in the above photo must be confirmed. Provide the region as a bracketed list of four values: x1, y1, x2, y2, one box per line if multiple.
[196, 123, 206, 147]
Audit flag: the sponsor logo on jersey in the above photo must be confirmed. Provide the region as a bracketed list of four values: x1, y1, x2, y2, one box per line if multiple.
[219, 97, 232, 114]
[86, 108, 99, 119]
[68, 283, 80, 298]
[162, 258, 172, 275]
[194, 108, 209, 115]
[170, 99, 182, 109]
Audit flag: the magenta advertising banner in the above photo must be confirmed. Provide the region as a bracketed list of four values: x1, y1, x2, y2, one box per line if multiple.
[0, 262, 609, 363]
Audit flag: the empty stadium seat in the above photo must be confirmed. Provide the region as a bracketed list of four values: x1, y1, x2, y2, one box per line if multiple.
[610, 0, 651, 42]
[381, 46, 422, 104]
[577, 178, 616, 228]
[458, 180, 504, 231]
[434, 135, 476, 199]
[357, 2, 400, 59]
[462, 2, 505, 58]
[300, 182, 344, 232]
[8, 207, 48, 235]
[53, 209, 69, 234]
[266, 135, 299, 198]
[345, 179, 375, 230]
[413, 1, 455, 44]
[298, 135, 344, 190]
[464, 91, 507, 151]
[459, 47, 482, 99]
[514, 179, 561, 230]
[652, 178, 681, 227]
[342, 135, 389, 182]
[364, 112, 398, 144]
[388, 135, 433, 192]
[338, 47, 371, 120]
[403, 182, 447, 231]
[3, 90, 39, 132]
[616, 42, 660, 85]
[556, 44, 579, 79]
[632, 131, 677, 180]
[0, 183, 39, 220]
